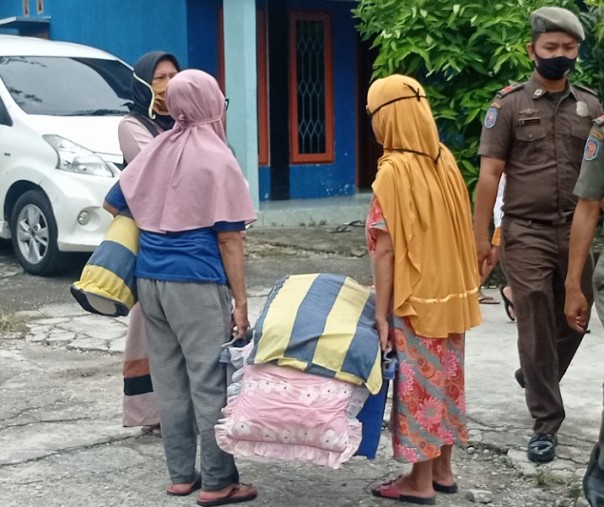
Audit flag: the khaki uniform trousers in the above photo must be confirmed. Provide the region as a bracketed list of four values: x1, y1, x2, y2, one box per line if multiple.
[501, 217, 593, 435]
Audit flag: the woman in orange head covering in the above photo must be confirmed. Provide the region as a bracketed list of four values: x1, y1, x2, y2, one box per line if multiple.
[366, 74, 481, 504]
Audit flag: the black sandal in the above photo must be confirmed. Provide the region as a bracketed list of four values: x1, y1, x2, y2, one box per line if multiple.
[499, 286, 515, 322]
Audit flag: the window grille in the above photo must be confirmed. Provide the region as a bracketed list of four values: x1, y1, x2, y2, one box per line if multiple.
[289, 12, 334, 164]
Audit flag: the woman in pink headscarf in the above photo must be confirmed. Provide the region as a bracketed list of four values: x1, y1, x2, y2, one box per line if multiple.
[104, 69, 257, 506]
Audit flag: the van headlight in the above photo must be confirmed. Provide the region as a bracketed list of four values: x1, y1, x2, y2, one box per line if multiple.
[43, 135, 114, 177]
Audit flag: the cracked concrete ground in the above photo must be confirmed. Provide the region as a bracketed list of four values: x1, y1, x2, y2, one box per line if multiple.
[0, 227, 603, 506]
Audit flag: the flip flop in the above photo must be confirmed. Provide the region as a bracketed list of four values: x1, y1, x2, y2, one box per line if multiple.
[167, 476, 202, 496]
[197, 483, 257, 507]
[371, 480, 436, 505]
[478, 294, 500, 305]
[499, 286, 515, 322]
[432, 481, 458, 494]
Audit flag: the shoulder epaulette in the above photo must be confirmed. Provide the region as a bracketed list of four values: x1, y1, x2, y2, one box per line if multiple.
[593, 114, 604, 127]
[495, 83, 524, 98]
[575, 83, 599, 97]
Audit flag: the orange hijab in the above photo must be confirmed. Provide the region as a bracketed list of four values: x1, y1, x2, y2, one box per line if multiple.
[368, 75, 481, 338]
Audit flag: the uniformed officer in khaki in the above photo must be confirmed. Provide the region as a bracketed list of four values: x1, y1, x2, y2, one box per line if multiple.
[565, 115, 604, 504]
[474, 6, 603, 464]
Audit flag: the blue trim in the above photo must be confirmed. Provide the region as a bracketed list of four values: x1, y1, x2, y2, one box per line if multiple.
[259, 165, 271, 201]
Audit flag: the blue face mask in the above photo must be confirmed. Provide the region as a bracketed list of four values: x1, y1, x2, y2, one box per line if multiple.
[534, 54, 577, 81]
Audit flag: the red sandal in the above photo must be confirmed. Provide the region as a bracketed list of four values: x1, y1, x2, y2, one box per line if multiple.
[371, 479, 435, 505]
[197, 483, 257, 506]
[166, 476, 202, 496]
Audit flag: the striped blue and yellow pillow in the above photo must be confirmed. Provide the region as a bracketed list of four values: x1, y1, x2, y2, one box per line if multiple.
[249, 273, 382, 394]
[71, 212, 139, 317]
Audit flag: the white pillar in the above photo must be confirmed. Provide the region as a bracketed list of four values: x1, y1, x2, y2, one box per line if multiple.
[223, 0, 259, 209]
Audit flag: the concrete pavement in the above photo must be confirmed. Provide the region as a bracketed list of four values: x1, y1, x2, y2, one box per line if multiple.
[1, 268, 603, 505]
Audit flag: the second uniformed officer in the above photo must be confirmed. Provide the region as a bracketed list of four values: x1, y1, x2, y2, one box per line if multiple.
[565, 113, 604, 507]
[473, 6, 603, 463]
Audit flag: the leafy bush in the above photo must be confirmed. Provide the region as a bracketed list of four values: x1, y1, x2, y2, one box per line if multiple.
[579, 3, 604, 99]
[354, 0, 592, 196]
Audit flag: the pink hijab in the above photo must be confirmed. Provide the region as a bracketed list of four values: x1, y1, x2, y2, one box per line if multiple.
[120, 69, 256, 233]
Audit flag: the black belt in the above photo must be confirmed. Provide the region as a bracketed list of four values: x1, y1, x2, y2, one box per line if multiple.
[506, 213, 573, 226]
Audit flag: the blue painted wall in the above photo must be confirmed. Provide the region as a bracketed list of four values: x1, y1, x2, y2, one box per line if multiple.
[0, 0, 21, 18]
[1, 0, 194, 67]
[1, 0, 359, 201]
[287, 0, 357, 199]
[186, 0, 222, 78]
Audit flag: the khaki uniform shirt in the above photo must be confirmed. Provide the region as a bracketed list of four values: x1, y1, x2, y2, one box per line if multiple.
[574, 118, 604, 201]
[478, 73, 603, 223]
[574, 117, 604, 327]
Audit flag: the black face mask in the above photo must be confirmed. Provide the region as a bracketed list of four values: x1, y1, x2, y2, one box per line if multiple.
[534, 54, 577, 81]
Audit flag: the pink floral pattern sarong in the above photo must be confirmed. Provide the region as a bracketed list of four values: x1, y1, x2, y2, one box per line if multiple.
[366, 196, 467, 463]
[390, 319, 467, 463]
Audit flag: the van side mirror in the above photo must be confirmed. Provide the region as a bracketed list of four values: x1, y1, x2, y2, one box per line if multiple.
[0, 98, 13, 127]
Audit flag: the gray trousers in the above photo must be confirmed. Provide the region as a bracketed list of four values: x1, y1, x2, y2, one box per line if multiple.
[137, 279, 239, 491]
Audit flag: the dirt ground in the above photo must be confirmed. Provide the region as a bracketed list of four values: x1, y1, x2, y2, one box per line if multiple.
[0, 334, 588, 507]
[0, 225, 595, 506]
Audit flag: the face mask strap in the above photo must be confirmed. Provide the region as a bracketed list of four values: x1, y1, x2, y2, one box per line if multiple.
[133, 72, 156, 120]
[367, 83, 427, 117]
[392, 146, 442, 165]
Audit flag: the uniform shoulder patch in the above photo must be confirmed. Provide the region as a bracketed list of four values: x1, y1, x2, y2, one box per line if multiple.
[574, 83, 599, 97]
[594, 114, 604, 127]
[584, 135, 601, 161]
[495, 82, 524, 99]
[484, 107, 499, 129]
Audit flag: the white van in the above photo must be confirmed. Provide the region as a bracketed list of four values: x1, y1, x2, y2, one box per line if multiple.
[0, 35, 131, 275]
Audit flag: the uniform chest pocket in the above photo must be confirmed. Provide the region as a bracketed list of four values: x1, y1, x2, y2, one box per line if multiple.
[515, 124, 546, 142]
[514, 124, 547, 165]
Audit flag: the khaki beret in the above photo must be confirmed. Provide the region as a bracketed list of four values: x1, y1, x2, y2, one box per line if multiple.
[530, 6, 584, 42]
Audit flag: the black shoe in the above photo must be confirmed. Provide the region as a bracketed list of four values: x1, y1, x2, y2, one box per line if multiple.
[514, 369, 525, 389]
[527, 433, 557, 463]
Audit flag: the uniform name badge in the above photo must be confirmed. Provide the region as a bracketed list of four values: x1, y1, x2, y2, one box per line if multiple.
[584, 135, 601, 161]
[484, 107, 498, 129]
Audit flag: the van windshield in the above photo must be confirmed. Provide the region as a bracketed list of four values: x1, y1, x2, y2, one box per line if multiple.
[0, 56, 132, 116]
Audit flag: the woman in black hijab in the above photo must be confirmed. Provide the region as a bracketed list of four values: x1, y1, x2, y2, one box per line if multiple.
[117, 51, 182, 457]
[119, 51, 181, 165]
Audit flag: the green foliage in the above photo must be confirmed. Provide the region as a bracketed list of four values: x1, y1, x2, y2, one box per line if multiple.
[579, 4, 604, 100]
[353, 0, 587, 196]
[585, 0, 604, 41]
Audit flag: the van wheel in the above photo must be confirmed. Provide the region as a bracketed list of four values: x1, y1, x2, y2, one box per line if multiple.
[10, 190, 67, 276]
